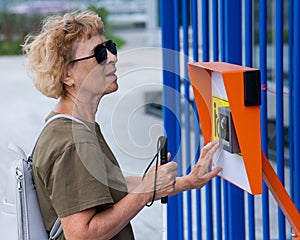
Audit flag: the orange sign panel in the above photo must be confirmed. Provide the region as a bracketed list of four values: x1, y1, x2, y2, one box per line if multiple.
[188, 62, 262, 194]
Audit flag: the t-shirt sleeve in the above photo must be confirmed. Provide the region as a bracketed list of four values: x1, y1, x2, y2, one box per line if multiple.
[45, 142, 114, 218]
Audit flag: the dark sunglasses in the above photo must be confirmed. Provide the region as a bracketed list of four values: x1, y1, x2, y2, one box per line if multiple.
[72, 40, 117, 64]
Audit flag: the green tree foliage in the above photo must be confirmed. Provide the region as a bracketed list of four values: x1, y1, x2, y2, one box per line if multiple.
[88, 5, 125, 49]
[0, 5, 125, 55]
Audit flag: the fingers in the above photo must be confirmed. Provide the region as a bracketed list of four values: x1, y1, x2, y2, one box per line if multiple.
[192, 140, 221, 179]
[196, 166, 222, 188]
[206, 166, 222, 179]
[167, 152, 171, 161]
[204, 140, 219, 153]
[156, 153, 171, 168]
[198, 140, 219, 167]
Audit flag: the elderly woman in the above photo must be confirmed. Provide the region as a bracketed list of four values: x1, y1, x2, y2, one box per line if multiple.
[22, 10, 221, 240]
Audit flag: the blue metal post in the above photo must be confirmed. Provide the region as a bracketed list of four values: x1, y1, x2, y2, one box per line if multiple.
[259, 0, 270, 239]
[223, 1, 245, 239]
[275, 1, 286, 238]
[219, 1, 228, 238]
[160, 1, 184, 239]
[201, 1, 214, 240]
[202, 0, 209, 61]
[212, 0, 222, 239]
[293, 0, 300, 213]
[212, 0, 219, 61]
[288, 1, 295, 237]
[192, 0, 199, 62]
[244, 1, 255, 239]
[288, 0, 294, 204]
[220, 0, 225, 62]
[191, 1, 203, 239]
[224, 0, 242, 64]
[182, 0, 192, 239]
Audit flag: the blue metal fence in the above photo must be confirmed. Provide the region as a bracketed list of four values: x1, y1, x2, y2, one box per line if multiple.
[161, 0, 300, 239]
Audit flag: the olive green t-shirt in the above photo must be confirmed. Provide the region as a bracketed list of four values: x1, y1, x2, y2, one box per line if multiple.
[32, 113, 134, 240]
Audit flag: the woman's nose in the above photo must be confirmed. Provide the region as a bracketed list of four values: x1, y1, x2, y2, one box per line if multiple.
[106, 49, 117, 64]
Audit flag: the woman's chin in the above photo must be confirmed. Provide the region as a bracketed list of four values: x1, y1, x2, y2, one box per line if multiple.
[104, 82, 119, 95]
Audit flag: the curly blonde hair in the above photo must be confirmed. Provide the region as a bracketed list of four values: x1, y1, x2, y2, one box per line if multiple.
[22, 10, 104, 99]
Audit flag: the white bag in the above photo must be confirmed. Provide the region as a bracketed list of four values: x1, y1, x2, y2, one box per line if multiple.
[11, 144, 62, 240]
[9, 114, 89, 240]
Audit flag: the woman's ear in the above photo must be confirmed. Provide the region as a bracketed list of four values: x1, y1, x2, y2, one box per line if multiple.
[62, 70, 75, 87]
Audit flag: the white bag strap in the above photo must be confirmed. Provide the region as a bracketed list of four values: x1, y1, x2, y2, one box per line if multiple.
[30, 113, 91, 157]
[8, 114, 90, 159]
[8, 143, 27, 160]
[49, 218, 63, 240]
[45, 114, 91, 131]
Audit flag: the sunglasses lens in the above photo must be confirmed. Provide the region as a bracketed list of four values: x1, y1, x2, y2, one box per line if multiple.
[94, 45, 107, 64]
[93, 40, 117, 64]
[72, 40, 117, 64]
[106, 40, 117, 55]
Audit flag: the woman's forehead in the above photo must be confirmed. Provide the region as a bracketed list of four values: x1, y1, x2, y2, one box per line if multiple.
[73, 35, 106, 55]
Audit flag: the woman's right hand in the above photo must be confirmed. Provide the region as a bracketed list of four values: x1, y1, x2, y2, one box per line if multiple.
[136, 161, 178, 203]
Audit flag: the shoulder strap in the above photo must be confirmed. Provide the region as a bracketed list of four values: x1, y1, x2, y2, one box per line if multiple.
[30, 114, 91, 157]
[48, 218, 63, 240]
[45, 114, 91, 131]
[9, 114, 90, 160]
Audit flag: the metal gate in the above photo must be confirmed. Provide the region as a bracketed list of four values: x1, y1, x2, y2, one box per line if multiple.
[160, 0, 300, 239]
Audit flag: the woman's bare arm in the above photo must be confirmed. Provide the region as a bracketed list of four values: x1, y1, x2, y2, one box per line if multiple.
[60, 161, 178, 240]
[61, 191, 150, 240]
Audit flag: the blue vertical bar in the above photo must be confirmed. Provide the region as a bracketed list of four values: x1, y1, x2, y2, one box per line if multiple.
[192, 0, 199, 62]
[202, 1, 213, 239]
[275, 1, 286, 238]
[193, 113, 202, 240]
[224, 1, 245, 240]
[288, 0, 294, 203]
[174, 0, 184, 238]
[191, 1, 202, 239]
[244, 0, 253, 82]
[223, 182, 229, 240]
[259, 0, 270, 239]
[244, 1, 255, 240]
[160, 1, 184, 239]
[293, 0, 300, 213]
[288, 1, 295, 237]
[182, 0, 192, 239]
[212, 0, 222, 240]
[202, 0, 209, 61]
[212, 0, 219, 61]
[224, 0, 242, 64]
[220, 0, 225, 62]
[172, 3, 184, 237]
[220, 1, 228, 239]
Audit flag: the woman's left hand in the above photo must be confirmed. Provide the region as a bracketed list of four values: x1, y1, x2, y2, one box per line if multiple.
[186, 140, 222, 190]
